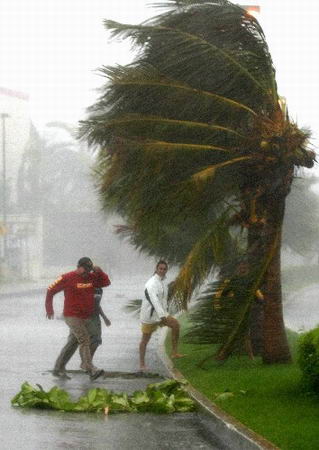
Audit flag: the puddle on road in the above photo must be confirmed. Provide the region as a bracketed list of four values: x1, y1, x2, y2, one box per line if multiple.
[41, 369, 166, 398]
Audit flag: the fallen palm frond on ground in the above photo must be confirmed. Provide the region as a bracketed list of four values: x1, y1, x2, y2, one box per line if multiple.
[11, 379, 195, 414]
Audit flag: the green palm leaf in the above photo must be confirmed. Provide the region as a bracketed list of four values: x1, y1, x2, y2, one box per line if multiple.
[123, 299, 142, 316]
[106, 73, 257, 115]
[192, 156, 254, 183]
[99, 115, 245, 139]
[104, 19, 274, 102]
[172, 213, 236, 308]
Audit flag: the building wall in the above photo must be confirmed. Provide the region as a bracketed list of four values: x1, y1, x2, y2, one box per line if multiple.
[0, 87, 31, 204]
[0, 87, 43, 280]
[4, 214, 43, 280]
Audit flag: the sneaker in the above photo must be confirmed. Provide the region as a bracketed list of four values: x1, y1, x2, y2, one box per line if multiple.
[80, 363, 97, 372]
[90, 369, 104, 380]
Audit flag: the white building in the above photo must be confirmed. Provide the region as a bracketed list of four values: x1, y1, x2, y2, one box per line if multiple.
[0, 87, 31, 203]
[0, 87, 43, 281]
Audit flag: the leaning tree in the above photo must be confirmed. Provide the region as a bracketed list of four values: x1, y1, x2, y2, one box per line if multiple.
[80, 0, 315, 364]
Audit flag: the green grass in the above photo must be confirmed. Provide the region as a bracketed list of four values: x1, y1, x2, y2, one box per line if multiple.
[166, 318, 318, 450]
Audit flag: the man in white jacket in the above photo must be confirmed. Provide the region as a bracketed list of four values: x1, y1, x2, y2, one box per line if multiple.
[139, 260, 183, 371]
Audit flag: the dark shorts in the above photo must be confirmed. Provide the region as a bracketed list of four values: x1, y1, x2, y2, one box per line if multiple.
[86, 315, 102, 346]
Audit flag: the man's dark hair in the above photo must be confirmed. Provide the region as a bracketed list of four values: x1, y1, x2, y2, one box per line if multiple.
[77, 257, 93, 270]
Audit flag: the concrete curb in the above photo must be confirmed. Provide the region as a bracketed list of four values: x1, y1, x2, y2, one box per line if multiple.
[157, 328, 279, 450]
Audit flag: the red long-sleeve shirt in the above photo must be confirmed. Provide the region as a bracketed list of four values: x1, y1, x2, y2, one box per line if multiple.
[45, 270, 111, 319]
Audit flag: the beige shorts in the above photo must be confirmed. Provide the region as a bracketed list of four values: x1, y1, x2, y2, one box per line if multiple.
[141, 321, 165, 335]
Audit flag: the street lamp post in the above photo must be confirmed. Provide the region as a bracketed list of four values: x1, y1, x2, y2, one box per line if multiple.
[1, 113, 9, 259]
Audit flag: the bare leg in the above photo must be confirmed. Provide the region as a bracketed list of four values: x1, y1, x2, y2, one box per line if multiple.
[139, 333, 152, 371]
[162, 316, 185, 358]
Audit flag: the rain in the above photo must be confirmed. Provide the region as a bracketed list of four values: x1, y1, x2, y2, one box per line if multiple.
[1, 1, 319, 449]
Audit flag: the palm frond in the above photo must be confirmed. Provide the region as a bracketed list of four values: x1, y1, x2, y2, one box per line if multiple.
[105, 20, 272, 98]
[98, 115, 246, 139]
[185, 279, 251, 347]
[172, 213, 235, 308]
[122, 299, 142, 316]
[104, 72, 257, 116]
[139, 140, 233, 153]
[192, 156, 254, 183]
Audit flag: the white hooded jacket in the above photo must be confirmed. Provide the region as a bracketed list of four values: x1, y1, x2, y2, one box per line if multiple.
[140, 273, 169, 324]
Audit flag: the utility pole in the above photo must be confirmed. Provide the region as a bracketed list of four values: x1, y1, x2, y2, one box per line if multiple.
[1, 113, 9, 259]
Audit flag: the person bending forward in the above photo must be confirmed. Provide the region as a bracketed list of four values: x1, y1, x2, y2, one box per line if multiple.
[45, 257, 110, 380]
[52, 287, 111, 377]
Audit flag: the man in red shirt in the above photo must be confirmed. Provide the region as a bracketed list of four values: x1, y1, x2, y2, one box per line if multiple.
[45, 257, 111, 380]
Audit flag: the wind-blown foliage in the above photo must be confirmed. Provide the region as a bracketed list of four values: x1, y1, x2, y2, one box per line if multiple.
[80, 0, 315, 363]
[185, 231, 279, 361]
[185, 280, 253, 362]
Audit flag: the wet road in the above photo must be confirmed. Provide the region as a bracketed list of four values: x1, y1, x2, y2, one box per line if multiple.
[1, 276, 226, 450]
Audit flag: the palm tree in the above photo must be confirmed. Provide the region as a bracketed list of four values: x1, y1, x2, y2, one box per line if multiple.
[80, 0, 315, 364]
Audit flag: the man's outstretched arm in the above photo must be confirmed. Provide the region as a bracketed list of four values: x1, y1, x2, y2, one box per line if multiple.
[45, 276, 65, 319]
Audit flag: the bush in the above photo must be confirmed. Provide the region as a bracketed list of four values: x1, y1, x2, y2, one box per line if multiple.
[297, 326, 319, 392]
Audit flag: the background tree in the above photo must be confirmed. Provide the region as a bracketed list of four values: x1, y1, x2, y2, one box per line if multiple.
[18, 122, 97, 213]
[283, 176, 319, 258]
[80, 0, 315, 364]
[17, 124, 42, 213]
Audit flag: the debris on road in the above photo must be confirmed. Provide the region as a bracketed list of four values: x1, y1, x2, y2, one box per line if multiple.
[11, 379, 196, 414]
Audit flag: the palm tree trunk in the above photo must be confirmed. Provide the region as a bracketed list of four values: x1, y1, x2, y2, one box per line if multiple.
[261, 222, 291, 364]
[256, 187, 292, 364]
[247, 187, 292, 364]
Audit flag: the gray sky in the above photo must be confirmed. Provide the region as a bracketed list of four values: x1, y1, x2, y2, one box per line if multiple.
[0, 0, 318, 145]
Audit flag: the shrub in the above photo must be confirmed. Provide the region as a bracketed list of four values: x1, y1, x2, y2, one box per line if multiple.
[297, 326, 319, 393]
